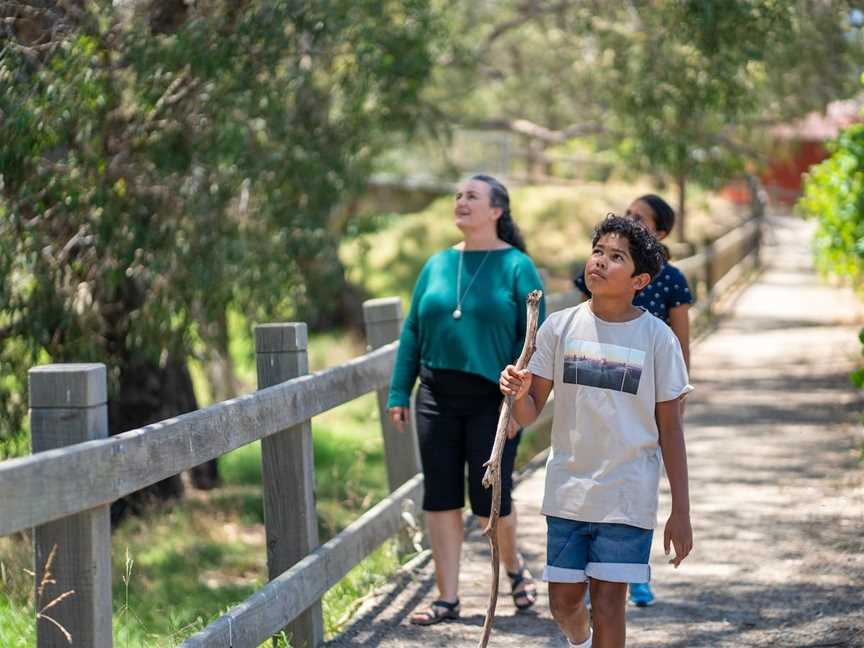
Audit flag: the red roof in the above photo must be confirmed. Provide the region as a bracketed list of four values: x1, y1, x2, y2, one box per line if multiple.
[771, 95, 864, 142]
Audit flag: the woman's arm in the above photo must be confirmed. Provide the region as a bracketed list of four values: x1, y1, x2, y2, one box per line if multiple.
[387, 304, 421, 411]
[668, 304, 690, 370]
[386, 265, 430, 426]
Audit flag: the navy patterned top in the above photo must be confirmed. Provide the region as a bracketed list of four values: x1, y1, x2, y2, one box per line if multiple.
[573, 263, 694, 324]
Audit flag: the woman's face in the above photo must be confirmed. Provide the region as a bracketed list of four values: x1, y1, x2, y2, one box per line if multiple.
[625, 199, 666, 240]
[454, 179, 501, 233]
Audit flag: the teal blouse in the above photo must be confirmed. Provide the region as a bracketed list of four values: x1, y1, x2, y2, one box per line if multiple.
[387, 247, 546, 408]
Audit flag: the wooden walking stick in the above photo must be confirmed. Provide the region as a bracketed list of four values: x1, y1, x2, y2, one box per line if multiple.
[478, 289, 543, 648]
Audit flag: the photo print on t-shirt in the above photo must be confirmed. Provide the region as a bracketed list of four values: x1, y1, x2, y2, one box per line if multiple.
[562, 339, 646, 395]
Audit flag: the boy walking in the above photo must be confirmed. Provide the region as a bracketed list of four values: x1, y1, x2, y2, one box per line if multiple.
[500, 215, 693, 647]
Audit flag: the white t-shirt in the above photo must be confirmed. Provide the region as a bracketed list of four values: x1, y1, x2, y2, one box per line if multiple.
[528, 302, 693, 530]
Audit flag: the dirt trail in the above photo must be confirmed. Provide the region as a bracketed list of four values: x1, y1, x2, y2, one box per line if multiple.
[326, 214, 864, 648]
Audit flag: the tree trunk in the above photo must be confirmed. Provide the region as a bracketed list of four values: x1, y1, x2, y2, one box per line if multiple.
[675, 172, 687, 243]
[108, 354, 198, 523]
[299, 249, 368, 331]
[191, 308, 237, 490]
[527, 137, 546, 183]
[203, 307, 238, 403]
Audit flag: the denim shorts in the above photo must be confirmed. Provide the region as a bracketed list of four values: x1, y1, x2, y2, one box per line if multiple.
[544, 516, 653, 584]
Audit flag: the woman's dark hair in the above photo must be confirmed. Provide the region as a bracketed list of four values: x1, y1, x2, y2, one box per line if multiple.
[592, 213, 664, 282]
[636, 194, 675, 234]
[471, 174, 527, 253]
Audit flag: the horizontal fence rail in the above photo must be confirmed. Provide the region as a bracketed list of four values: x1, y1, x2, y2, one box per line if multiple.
[0, 342, 397, 537]
[179, 474, 424, 647]
[676, 217, 760, 319]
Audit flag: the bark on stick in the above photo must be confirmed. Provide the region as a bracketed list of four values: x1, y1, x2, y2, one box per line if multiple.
[478, 289, 543, 648]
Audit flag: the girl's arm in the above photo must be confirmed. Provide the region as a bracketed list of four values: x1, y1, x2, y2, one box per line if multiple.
[668, 304, 691, 369]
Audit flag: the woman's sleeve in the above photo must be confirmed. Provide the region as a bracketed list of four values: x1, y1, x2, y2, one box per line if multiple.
[386, 264, 429, 408]
[514, 257, 547, 359]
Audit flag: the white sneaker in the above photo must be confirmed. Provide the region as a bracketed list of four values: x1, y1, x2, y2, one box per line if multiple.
[568, 631, 592, 648]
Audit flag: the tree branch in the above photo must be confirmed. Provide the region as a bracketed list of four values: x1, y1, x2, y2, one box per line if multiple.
[466, 118, 606, 144]
[476, 0, 576, 58]
[145, 65, 197, 125]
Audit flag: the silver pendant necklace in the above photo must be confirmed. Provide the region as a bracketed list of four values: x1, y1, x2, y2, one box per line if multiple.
[453, 248, 491, 319]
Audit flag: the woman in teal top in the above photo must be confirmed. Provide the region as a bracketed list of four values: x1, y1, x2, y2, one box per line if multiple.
[387, 174, 546, 625]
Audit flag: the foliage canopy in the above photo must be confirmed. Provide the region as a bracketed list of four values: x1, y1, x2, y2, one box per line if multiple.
[0, 0, 444, 441]
[800, 109, 864, 285]
[431, 1, 864, 229]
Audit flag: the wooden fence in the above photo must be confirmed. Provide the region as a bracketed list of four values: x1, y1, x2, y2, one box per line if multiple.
[676, 216, 762, 325]
[0, 212, 762, 648]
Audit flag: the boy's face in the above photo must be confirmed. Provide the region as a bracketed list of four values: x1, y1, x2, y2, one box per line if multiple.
[584, 232, 651, 298]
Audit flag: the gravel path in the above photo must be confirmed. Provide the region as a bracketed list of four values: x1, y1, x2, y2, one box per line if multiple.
[326, 213, 864, 648]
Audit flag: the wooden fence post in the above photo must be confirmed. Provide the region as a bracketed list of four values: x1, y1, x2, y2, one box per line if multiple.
[29, 363, 112, 648]
[746, 173, 765, 270]
[751, 206, 764, 271]
[702, 236, 715, 315]
[362, 298, 422, 493]
[255, 324, 323, 648]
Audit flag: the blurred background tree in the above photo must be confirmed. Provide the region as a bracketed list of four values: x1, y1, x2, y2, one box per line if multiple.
[428, 0, 864, 240]
[0, 0, 443, 504]
[799, 95, 864, 285]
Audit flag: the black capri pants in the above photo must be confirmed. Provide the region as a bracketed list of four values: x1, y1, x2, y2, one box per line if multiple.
[415, 366, 521, 518]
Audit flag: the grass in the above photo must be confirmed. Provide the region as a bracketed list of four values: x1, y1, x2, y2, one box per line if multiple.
[0, 533, 35, 648]
[219, 393, 388, 537]
[0, 385, 395, 647]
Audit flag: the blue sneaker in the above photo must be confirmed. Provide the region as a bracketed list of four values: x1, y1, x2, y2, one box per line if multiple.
[628, 582, 655, 607]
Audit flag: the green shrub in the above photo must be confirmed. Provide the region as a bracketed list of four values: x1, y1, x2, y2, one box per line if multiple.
[799, 122, 864, 285]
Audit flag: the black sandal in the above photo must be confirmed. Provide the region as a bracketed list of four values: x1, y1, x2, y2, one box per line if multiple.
[409, 599, 461, 625]
[507, 559, 538, 611]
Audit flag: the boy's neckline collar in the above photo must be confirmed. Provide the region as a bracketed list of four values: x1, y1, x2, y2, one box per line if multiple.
[585, 301, 647, 325]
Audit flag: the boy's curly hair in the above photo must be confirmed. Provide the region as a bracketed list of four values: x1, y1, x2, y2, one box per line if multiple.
[591, 213, 665, 280]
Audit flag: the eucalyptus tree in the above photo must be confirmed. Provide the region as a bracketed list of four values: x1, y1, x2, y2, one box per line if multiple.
[0, 0, 443, 503]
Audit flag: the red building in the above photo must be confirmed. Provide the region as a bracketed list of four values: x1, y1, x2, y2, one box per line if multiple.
[723, 95, 864, 205]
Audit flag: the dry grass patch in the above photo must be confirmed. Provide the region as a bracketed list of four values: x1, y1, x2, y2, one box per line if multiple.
[341, 180, 745, 303]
